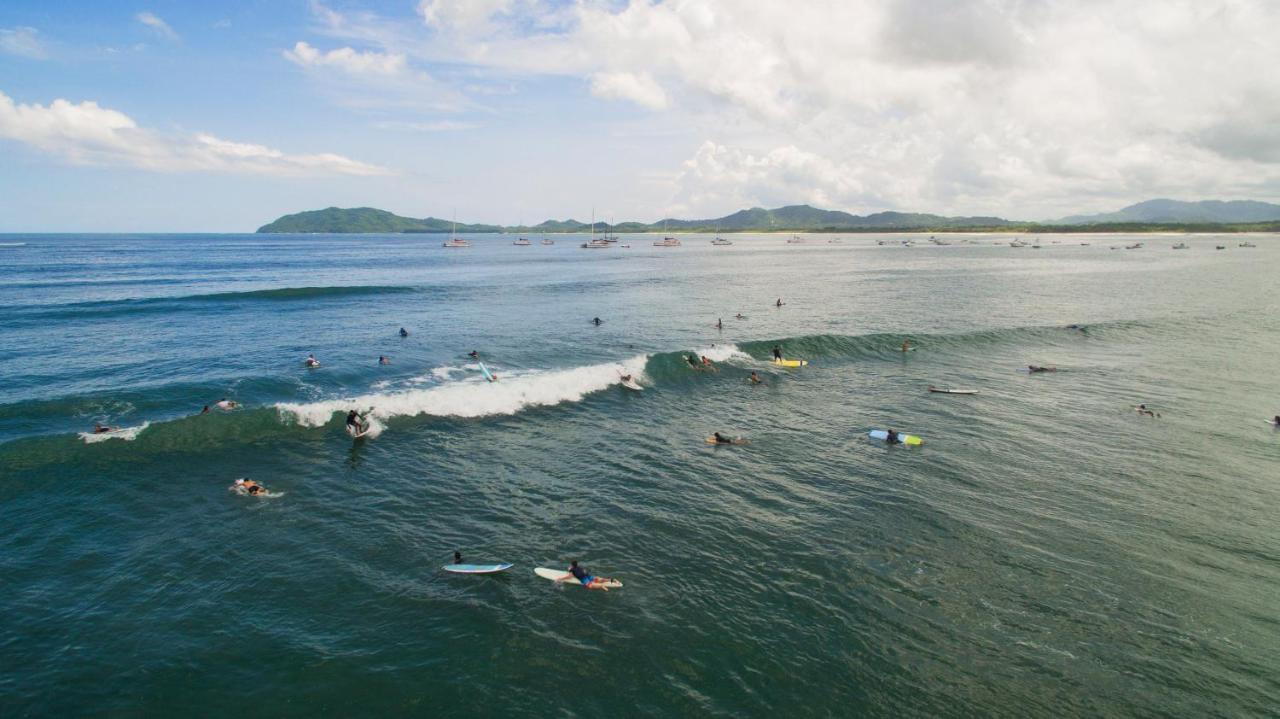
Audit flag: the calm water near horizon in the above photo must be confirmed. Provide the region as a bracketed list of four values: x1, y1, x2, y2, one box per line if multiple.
[1, 232, 1278, 716]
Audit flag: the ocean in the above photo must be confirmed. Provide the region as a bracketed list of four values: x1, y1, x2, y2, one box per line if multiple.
[1, 233, 1278, 717]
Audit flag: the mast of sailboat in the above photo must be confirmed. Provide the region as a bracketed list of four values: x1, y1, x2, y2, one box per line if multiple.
[451, 209, 457, 241]
[591, 207, 595, 242]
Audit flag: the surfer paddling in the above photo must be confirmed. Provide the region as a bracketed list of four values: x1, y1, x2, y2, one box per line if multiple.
[1135, 404, 1160, 418]
[305, 354, 320, 368]
[92, 422, 116, 434]
[556, 560, 615, 591]
[1027, 365, 1056, 373]
[231, 478, 267, 496]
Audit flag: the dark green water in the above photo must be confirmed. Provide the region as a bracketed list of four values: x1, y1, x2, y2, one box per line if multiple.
[1, 234, 1278, 716]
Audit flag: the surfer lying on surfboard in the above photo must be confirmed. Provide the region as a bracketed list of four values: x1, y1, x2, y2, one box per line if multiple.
[556, 560, 615, 591]
[708, 432, 748, 445]
[231, 478, 267, 496]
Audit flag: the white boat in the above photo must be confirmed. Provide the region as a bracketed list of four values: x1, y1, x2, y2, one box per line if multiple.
[711, 237, 732, 246]
[1239, 241, 1256, 247]
[786, 235, 805, 244]
[653, 236, 681, 247]
[442, 211, 469, 248]
[513, 237, 531, 246]
[541, 238, 554, 245]
[581, 209, 612, 249]
[1172, 242, 1188, 250]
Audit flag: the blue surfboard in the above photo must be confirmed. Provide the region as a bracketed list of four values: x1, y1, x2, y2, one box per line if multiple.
[443, 563, 513, 574]
[478, 361, 496, 382]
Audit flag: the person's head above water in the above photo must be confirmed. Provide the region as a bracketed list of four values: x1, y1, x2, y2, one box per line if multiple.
[570, 560, 579, 568]
[454, 551, 462, 564]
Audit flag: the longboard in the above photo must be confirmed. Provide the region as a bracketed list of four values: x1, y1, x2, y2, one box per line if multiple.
[478, 361, 496, 382]
[929, 388, 978, 395]
[868, 429, 923, 446]
[621, 379, 643, 391]
[347, 424, 372, 439]
[443, 563, 513, 574]
[773, 358, 808, 368]
[534, 567, 623, 588]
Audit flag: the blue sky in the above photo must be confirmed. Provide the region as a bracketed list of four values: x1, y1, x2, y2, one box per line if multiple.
[2, 1, 1279, 231]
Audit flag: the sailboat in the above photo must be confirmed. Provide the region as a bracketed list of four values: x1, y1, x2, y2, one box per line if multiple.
[710, 223, 732, 245]
[581, 208, 610, 248]
[653, 219, 681, 247]
[442, 210, 470, 248]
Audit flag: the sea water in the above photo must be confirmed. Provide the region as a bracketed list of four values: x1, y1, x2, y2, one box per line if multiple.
[1, 233, 1278, 716]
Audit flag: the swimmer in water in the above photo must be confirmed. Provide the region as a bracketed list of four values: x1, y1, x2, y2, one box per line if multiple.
[901, 340, 911, 352]
[305, 354, 320, 367]
[454, 551, 463, 565]
[749, 371, 762, 385]
[592, 317, 602, 326]
[399, 327, 409, 337]
[201, 406, 210, 414]
[735, 313, 745, 320]
[379, 355, 391, 365]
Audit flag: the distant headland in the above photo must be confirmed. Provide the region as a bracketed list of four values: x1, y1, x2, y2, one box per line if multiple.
[256, 199, 1280, 234]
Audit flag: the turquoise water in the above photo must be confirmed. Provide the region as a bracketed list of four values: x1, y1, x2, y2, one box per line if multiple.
[1, 234, 1278, 716]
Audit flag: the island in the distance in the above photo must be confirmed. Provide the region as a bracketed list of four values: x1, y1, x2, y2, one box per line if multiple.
[257, 199, 1280, 234]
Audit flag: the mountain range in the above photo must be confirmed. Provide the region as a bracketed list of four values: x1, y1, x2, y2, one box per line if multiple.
[256, 199, 1280, 234]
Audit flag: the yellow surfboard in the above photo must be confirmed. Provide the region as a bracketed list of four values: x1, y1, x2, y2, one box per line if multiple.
[773, 358, 808, 367]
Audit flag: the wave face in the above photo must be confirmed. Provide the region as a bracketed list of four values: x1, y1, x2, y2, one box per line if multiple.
[275, 355, 652, 430]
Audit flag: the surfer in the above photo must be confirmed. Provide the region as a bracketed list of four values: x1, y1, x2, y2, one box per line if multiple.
[201, 405, 210, 414]
[620, 374, 634, 383]
[469, 350, 479, 359]
[772, 345, 783, 361]
[346, 409, 367, 435]
[686, 354, 702, 370]
[735, 313, 745, 320]
[379, 355, 391, 365]
[1135, 404, 1160, 418]
[901, 340, 911, 352]
[592, 317, 602, 326]
[1027, 365, 1056, 373]
[92, 423, 116, 434]
[399, 327, 408, 337]
[749, 371, 762, 385]
[713, 432, 735, 445]
[305, 354, 320, 368]
[1273, 415, 1280, 426]
[884, 429, 902, 445]
[716, 318, 723, 330]
[701, 355, 716, 370]
[232, 478, 266, 496]
[557, 560, 612, 592]
[776, 298, 783, 307]
[454, 551, 463, 565]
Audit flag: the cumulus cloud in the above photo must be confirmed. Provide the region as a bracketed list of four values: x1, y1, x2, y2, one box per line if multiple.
[0, 26, 47, 59]
[0, 90, 388, 176]
[309, 0, 1280, 218]
[136, 12, 178, 41]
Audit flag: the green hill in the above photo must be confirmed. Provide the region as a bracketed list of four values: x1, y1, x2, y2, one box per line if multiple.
[256, 207, 501, 234]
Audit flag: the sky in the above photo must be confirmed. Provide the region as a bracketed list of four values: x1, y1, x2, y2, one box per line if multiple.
[2, 0, 1279, 232]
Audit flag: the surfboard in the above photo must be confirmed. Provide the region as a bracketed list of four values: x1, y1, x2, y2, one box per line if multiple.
[868, 430, 923, 446]
[443, 563, 513, 574]
[929, 388, 978, 395]
[347, 424, 372, 439]
[478, 361, 495, 382]
[305, 361, 321, 368]
[705, 436, 748, 445]
[534, 567, 623, 588]
[621, 378, 643, 391]
[773, 358, 808, 367]
[899, 347, 916, 352]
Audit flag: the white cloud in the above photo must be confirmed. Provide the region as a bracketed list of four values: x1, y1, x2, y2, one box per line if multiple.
[589, 71, 667, 110]
[136, 12, 178, 41]
[283, 41, 406, 76]
[0, 90, 388, 176]
[309, 0, 1280, 218]
[0, 26, 47, 59]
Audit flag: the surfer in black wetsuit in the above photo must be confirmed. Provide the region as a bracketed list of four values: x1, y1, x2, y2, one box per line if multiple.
[713, 432, 735, 444]
[776, 298, 783, 307]
[716, 318, 723, 329]
[686, 354, 701, 370]
[399, 327, 408, 337]
[469, 350, 479, 359]
[346, 410, 366, 434]
[772, 345, 783, 361]
[454, 551, 463, 565]
[884, 429, 902, 445]
[592, 317, 602, 326]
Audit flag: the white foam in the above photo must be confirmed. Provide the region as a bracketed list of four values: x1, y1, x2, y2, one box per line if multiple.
[78, 422, 150, 443]
[275, 355, 650, 430]
[693, 343, 750, 363]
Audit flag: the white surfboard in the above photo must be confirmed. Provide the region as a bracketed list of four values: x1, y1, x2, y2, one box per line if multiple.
[443, 563, 513, 574]
[347, 424, 372, 439]
[929, 388, 978, 395]
[534, 567, 623, 588]
[621, 378, 643, 391]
